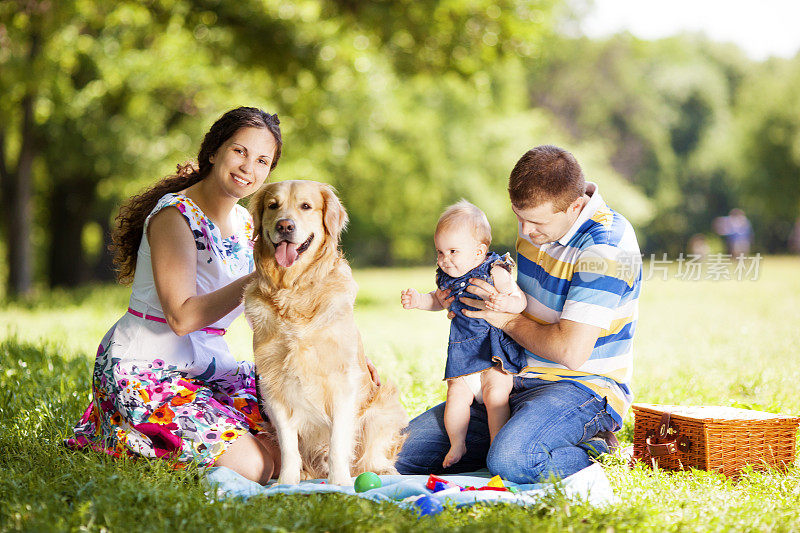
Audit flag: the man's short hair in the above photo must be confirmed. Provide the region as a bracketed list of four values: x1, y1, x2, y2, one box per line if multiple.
[508, 145, 586, 211]
[436, 200, 492, 247]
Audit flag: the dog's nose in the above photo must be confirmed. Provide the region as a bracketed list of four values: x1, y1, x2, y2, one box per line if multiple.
[276, 218, 295, 235]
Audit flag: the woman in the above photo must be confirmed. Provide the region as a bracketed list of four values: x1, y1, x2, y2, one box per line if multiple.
[67, 107, 282, 483]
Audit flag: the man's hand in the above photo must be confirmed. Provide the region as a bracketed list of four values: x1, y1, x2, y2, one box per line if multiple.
[434, 288, 456, 319]
[460, 278, 516, 329]
[465, 276, 603, 370]
[400, 288, 422, 309]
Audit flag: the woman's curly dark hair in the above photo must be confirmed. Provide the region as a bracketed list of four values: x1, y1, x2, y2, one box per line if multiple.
[110, 107, 282, 284]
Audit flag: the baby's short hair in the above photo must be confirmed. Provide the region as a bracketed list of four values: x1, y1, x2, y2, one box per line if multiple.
[436, 200, 492, 247]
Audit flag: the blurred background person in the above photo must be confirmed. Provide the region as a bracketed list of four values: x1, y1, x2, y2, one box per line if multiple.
[713, 209, 753, 257]
[687, 233, 710, 258]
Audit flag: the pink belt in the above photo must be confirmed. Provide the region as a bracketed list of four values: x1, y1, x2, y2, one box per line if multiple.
[127, 307, 226, 336]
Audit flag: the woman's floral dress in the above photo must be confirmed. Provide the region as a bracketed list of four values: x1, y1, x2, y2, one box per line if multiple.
[66, 193, 266, 466]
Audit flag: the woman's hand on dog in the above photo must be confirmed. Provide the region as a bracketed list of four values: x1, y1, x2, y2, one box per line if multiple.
[460, 278, 516, 330]
[365, 357, 381, 386]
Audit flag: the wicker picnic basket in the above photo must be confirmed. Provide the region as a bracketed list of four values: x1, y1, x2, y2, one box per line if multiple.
[631, 403, 800, 477]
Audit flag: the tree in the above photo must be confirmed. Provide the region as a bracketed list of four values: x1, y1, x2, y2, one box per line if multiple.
[0, 0, 51, 297]
[3, 0, 606, 289]
[526, 33, 752, 253]
[0, 1, 286, 291]
[732, 57, 800, 251]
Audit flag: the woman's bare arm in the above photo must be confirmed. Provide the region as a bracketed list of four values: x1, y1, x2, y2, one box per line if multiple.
[148, 207, 255, 336]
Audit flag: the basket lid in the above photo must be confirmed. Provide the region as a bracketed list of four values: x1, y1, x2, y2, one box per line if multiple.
[632, 403, 800, 423]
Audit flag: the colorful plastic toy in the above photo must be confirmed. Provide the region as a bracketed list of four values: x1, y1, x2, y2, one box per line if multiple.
[414, 473, 522, 507]
[414, 495, 444, 517]
[354, 471, 382, 493]
[425, 474, 456, 491]
[459, 475, 516, 493]
[486, 475, 505, 488]
[434, 486, 462, 497]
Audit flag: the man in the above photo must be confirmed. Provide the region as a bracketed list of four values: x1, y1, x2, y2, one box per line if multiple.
[713, 208, 753, 257]
[396, 145, 642, 483]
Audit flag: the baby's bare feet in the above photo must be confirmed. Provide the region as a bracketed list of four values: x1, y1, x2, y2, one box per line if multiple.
[442, 442, 467, 468]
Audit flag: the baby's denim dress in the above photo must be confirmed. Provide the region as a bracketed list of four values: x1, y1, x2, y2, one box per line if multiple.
[437, 251, 528, 380]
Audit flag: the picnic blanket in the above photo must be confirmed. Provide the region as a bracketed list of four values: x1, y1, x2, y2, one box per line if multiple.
[205, 463, 616, 508]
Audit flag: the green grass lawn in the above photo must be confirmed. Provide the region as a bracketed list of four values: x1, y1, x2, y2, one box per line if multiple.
[2, 257, 800, 531]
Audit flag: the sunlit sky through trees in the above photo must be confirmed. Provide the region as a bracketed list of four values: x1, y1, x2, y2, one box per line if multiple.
[578, 0, 800, 60]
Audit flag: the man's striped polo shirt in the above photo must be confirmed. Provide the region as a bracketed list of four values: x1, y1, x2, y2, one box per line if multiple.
[515, 182, 642, 425]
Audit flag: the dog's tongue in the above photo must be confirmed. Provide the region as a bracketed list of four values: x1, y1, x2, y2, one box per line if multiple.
[275, 241, 299, 267]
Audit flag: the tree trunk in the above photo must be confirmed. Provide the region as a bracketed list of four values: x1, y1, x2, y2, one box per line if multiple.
[5, 94, 37, 297]
[2, 27, 41, 298]
[47, 178, 96, 287]
[92, 209, 117, 282]
[0, 128, 9, 246]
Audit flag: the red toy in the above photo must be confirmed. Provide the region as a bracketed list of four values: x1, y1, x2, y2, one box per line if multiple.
[425, 474, 456, 491]
[425, 474, 518, 494]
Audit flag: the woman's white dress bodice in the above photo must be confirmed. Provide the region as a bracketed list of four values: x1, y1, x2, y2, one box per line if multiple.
[112, 193, 254, 381]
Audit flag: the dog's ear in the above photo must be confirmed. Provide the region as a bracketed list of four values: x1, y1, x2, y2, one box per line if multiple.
[321, 184, 348, 243]
[248, 184, 268, 239]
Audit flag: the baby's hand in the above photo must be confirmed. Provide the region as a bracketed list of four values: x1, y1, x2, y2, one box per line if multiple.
[486, 292, 518, 313]
[400, 288, 422, 309]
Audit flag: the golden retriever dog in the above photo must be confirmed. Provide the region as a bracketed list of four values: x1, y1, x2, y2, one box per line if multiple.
[245, 180, 408, 486]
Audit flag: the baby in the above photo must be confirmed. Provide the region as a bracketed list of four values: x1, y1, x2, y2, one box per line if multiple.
[401, 200, 528, 468]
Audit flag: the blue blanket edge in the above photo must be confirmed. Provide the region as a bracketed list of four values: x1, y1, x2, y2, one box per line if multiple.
[204, 463, 616, 508]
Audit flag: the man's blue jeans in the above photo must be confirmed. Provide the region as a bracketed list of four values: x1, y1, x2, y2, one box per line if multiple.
[395, 378, 618, 483]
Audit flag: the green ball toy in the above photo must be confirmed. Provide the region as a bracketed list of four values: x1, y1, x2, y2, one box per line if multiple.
[354, 472, 382, 493]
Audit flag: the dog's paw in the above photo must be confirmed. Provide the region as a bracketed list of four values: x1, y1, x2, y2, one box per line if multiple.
[328, 471, 353, 487]
[278, 472, 302, 486]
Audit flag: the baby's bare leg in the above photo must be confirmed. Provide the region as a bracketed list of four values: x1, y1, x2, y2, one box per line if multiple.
[481, 367, 514, 442]
[443, 378, 475, 468]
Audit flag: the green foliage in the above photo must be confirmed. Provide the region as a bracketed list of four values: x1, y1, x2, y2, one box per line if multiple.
[731, 58, 800, 251]
[0, 0, 571, 285]
[322, 0, 559, 76]
[3, 0, 800, 290]
[527, 33, 764, 254]
[2, 259, 800, 530]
